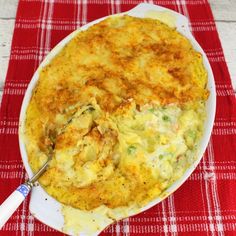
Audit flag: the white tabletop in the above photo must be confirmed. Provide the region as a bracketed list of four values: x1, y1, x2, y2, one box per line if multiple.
[0, 0, 235, 103]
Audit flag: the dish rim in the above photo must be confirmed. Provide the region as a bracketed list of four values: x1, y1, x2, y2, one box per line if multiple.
[18, 3, 216, 235]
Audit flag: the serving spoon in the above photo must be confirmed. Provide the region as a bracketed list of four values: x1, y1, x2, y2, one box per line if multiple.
[0, 105, 95, 229]
[0, 147, 53, 229]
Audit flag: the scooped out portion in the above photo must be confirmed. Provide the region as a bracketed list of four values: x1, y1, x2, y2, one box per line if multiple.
[24, 15, 208, 211]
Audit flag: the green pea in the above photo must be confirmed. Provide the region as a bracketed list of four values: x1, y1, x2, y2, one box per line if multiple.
[162, 115, 170, 121]
[148, 108, 155, 113]
[127, 145, 137, 155]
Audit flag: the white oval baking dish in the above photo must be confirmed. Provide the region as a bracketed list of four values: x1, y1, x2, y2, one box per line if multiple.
[19, 3, 216, 235]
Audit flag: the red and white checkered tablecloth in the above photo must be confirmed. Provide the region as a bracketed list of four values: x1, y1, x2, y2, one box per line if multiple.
[0, 0, 236, 235]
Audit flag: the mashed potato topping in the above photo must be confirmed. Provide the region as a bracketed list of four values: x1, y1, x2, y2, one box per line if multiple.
[24, 15, 208, 212]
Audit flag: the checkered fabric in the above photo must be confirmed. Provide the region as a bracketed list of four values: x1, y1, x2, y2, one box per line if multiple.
[0, 0, 236, 235]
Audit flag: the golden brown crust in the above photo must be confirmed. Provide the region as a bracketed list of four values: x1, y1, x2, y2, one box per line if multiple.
[24, 15, 208, 210]
[32, 15, 208, 116]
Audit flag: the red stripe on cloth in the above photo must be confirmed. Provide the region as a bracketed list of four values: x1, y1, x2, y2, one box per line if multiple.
[0, 0, 236, 235]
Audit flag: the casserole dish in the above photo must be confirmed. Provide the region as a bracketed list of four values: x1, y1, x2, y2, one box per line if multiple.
[19, 3, 216, 235]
